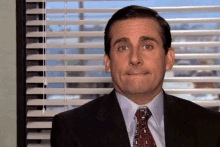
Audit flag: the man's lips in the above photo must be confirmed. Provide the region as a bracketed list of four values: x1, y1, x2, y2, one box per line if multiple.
[127, 72, 149, 75]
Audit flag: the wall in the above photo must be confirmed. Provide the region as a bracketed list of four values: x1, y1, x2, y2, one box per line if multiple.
[0, 0, 16, 147]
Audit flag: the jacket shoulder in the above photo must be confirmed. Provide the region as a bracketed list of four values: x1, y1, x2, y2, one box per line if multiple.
[167, 94, 220, 123]
[54, 94, 108, 121]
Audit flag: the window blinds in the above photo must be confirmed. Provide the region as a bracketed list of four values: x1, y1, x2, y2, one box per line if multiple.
[24, 1, 220, 147]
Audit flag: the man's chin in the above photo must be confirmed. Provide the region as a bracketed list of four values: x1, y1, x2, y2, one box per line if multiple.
[122, 86, 152, 96]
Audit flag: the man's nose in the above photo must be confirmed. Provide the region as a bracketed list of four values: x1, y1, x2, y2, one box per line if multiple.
[129, 48, 143, 66]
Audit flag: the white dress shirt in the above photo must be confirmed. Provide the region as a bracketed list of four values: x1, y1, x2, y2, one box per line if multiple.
[116, 91, 165, 147]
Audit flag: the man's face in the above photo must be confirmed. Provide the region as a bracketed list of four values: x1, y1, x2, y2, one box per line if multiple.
[104, 18, 175, 101]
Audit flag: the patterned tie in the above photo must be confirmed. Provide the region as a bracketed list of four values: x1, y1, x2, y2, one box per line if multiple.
[133, 107, 157, 147]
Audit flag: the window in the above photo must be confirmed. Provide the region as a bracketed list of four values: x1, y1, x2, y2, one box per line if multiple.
[17, 0, 220, 146]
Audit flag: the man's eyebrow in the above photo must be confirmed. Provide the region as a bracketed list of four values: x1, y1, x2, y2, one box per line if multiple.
[139, 36, 159, 44]
[113, 37, 129, 47]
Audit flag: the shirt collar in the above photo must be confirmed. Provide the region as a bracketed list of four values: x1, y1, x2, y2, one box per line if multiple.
[146, 91, 164, 128]
[116, 91, 163, 131]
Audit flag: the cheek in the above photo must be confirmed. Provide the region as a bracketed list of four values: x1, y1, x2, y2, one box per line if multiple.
[149, 56, 166, 74]
[110, 60, 126, 79]
[112, 62, 124, 74]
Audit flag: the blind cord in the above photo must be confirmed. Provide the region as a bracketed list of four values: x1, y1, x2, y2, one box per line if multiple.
[64, 1, 67, 111]
[42, 0, 47, 116]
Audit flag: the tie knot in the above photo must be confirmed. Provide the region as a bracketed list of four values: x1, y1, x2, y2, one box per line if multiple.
[135, 107, 152, 121]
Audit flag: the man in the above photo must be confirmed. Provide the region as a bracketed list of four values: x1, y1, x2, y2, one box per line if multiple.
[51, 5, 220, 147]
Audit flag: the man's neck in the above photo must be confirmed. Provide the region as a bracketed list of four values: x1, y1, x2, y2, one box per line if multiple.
[116, 88, 162, 105]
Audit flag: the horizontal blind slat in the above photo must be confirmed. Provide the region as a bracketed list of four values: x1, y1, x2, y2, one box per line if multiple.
[26, 6, 220, 14]
[26, 88, 113, 94]
[27, 77, 112, 83]
[27, 54, 104, 60]
[26, 18, 220, 26]
[175, 53, 220, 59]
[27, 99, 92, 106]
[26, 42, 220, 49]
[27, 31, 104, 37]
[26, 65, 220, 72]
[26, 77, 220, 83]
[27, 122, 52, 128]
[27, 132, 50, 140]
[28, 144, 50, 147]
[27, 110, 61, 117]
[26, 43, 104, 48]
[27, 65, 106, 71]
[26, 88, 220, 95]
[171, 30, 220, 36]
[26, 30, 220, 37]
[26, 53, 220, 60]
[26, 100, 220, 107]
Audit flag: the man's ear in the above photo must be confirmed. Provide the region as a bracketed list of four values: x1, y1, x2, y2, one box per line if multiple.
[104, 54, 111, 73]
[165, 47, 175, 71]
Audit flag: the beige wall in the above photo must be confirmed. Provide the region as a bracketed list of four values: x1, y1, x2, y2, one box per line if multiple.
[0, 0, 16, 147]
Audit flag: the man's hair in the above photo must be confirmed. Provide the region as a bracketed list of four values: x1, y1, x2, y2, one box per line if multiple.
[104, 5, 172, 58]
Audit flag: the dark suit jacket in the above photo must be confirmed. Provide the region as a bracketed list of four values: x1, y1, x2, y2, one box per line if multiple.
[51, 90, 220, 147]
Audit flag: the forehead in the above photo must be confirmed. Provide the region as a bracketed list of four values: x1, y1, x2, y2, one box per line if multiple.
[109, 18, 162, 44]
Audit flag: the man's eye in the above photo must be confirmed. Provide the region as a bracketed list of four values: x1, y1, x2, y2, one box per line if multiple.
[118, 46, 128, 51]
[143, 45, 153, 50]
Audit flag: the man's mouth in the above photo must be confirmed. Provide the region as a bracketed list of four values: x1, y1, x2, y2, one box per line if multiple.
[127, 72, 149, 75]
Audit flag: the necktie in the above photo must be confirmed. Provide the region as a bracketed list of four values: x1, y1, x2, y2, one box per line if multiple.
[133, 107, 157, 147]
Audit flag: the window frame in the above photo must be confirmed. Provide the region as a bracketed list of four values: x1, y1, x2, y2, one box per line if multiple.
[16, 0, 27, 146]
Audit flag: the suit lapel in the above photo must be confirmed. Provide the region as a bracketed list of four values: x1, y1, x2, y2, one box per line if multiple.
[163, 91, 196, 147]
[95, 90, 131, 147]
